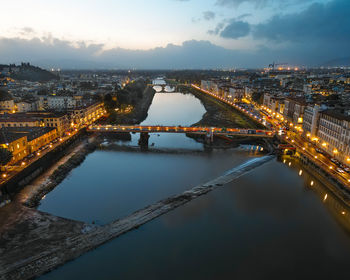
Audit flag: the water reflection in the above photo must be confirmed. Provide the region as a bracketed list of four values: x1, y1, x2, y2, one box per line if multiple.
[38, 81, 350, 279]
[38, 91, 260, 224]
[280, 156, 350, 235]
[40, 159, 350, 280]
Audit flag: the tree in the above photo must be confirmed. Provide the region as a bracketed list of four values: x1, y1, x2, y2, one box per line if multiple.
[0, 148, 12, 166]
[103, 93, 118, 111]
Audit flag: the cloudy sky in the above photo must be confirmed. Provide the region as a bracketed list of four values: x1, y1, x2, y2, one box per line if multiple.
[0, 0, 349, 69]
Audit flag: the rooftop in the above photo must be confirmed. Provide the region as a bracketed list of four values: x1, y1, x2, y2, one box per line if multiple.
[321, 109, 350, 122]
[0, 130, 26, 144]
[0, 127, 56, 144]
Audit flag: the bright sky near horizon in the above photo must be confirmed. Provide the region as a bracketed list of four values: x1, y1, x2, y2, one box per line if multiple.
[0, 0, 326, 50]
[0, 0, 348, 69]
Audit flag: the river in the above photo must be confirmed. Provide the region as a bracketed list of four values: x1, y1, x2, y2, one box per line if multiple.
[39, 82, 350, 279]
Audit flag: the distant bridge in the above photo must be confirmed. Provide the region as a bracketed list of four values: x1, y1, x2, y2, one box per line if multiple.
[148, 83, 188, 93]
[88, 125, 275, 146]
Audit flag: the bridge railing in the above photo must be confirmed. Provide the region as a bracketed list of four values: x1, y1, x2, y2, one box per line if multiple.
[87, 125, 275, 137]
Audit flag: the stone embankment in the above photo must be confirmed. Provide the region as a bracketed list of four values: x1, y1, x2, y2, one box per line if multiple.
[0, 155, 274, 280]
[16, 138, 100, 208]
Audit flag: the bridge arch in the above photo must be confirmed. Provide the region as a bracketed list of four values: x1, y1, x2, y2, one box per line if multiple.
[152, 84, 176, 93]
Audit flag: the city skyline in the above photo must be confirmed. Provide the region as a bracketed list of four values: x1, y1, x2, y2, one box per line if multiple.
[0, 0, 349, 68]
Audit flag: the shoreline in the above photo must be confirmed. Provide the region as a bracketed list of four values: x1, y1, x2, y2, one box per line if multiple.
[14, 83, 272, 208]
[178, 85, 264, 129]
[0, 82, 276, 279]
[15, 136, 100, 208]
[13, 85, 157, 208]
[106, 85, 156, 125]
[0, 155, 274, 280]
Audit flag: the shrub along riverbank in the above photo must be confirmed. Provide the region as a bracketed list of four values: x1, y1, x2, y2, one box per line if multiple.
[179, 85, 265, 129]
[104, 80, 156, 125]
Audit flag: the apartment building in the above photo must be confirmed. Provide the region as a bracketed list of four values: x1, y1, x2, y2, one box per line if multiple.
[0, 131, 28, 164]
[0, 116, 41, 128]
[47, 96, 76, 110]
[317, 110, 350, 165]
[0, 127, 58, 165]
[40, 112, 70, 137]
[16, 101, 38, 112]
[284, 97, 306, 124]
[302, 104, 322, 138]
[70, 102, 104, 127]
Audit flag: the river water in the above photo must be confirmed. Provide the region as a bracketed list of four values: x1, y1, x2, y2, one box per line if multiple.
[39, 83, 350, 279]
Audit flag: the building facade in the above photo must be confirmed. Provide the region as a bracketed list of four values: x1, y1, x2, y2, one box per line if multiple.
[317, 110, 350, 165]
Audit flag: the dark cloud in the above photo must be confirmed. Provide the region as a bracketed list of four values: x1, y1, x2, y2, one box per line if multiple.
[207, 22, 225, 35]
[192, 11, 216, 23]
[216, 0, 314, 9]
[203, 11, 215, 21]
[205, 0, 350, 65]
[0, 36, 267, 69]
[0, 15, 348, 71]
[253, 0, 350, 44]
[220, 20, 250, 39]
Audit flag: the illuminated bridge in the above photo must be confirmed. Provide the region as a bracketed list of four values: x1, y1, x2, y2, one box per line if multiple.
[88, 125, 275, 146]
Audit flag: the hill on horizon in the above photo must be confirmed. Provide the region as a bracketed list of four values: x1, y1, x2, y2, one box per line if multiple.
[0, 63, 59, 82]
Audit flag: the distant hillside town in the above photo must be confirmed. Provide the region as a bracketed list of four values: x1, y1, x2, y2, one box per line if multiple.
[0, 63, 59, 82]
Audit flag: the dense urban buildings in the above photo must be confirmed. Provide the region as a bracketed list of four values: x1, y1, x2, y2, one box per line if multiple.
[200, 67, 350, 167]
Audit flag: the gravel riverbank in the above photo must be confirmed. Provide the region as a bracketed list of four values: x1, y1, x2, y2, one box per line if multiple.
[0, 155, 274, 280]
[15, 137, 101, 208]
